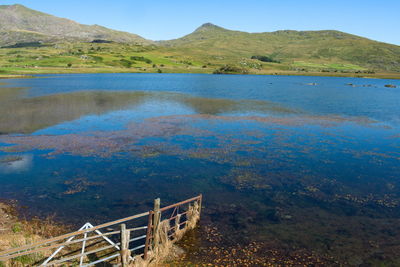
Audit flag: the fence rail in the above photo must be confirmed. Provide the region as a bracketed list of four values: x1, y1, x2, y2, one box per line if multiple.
[0, 194, 202, 266]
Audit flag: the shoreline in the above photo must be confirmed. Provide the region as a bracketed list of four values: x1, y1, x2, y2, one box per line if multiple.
[0, 74, 34, 79]
[1, 70, 400, 80]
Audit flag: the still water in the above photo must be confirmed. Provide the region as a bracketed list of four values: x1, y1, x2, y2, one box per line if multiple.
[0, 73, 400, 265]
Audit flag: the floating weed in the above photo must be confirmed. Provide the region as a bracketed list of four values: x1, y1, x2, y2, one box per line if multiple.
[0, 145, 29, 153]
[1, 113, 400, 264]
[62, 177, 105, 195]
[0, 155, 23, 164]
[141, 151, 161, 158]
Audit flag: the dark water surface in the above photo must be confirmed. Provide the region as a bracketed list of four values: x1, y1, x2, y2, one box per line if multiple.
[0, 74, 400, 265]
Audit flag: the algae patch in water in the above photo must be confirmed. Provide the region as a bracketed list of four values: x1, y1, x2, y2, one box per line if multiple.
[62, 177, 105, 195]
[0, 155, 23, 164]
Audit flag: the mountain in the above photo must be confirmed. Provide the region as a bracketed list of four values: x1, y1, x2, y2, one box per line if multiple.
[160, 23, 400, 72]
[0, 5, 399, 75]
[0, 4, 151, 45]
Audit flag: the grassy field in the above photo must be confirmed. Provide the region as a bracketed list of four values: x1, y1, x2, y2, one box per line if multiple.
[0, 41, 399, 79]
[292, 61, 367, 71]
[0, 42, 211, 75]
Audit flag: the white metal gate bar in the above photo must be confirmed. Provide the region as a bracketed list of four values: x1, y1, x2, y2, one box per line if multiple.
[41, 223, 90, 266]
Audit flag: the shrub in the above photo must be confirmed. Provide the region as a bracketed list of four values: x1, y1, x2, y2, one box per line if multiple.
[130, 56, 152, 64]
[213, 65, 248, 74]
[180, 60, 193, 65]
[251, 55, 280, 63]
[91, 56, 103, 62]
[2, 42, 44, 48]
[91, 39, 112, 43]
[119, 59, 132, 68]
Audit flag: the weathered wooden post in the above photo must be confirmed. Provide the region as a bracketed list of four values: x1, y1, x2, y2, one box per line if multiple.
[152, 198, 161, 250]
[174, 214, 181, 237]
[198, 194, 203, 219]
[120, 223, 130, 267]
[143, 211, 153, 260]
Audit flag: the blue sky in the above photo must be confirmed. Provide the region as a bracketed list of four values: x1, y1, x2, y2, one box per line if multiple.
[3, 0, 400, 45]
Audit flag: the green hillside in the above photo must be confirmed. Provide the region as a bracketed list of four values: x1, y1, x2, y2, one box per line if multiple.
[160, 23, 400, 73]
[0, 5, 399, 79]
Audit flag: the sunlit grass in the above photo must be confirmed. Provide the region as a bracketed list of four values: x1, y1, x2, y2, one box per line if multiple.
[293, 61, 367, 71]
[0, 38, 399, 78]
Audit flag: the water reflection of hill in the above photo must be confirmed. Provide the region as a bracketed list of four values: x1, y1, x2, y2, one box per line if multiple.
[0, 89, 149, 134]
[0, 88, 299, 134]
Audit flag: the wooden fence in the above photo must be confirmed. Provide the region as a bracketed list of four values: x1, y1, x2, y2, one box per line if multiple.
[0, 194, 202, 266]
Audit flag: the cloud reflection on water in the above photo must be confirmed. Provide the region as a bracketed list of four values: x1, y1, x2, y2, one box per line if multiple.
[0, 154, 33, 173]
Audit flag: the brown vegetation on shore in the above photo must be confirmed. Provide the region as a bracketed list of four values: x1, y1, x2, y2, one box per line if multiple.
[0, 201, 67, 266]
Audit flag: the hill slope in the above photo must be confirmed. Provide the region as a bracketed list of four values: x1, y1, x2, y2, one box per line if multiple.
[0, 5, 399, 77]
[0, 4, 151, 45]
[160, 23, 400, 72]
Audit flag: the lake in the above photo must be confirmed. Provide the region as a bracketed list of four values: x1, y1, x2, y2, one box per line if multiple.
[0, 73, 400, 265]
